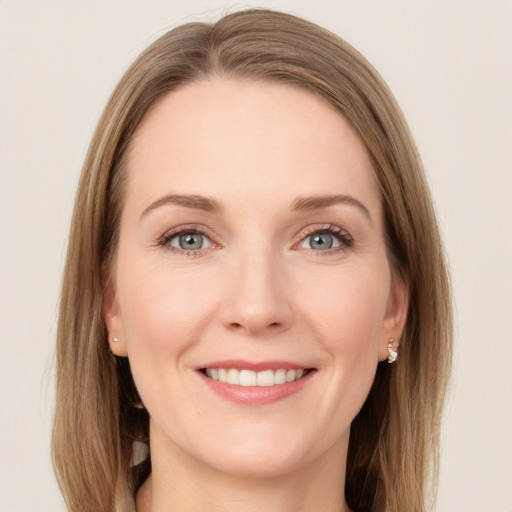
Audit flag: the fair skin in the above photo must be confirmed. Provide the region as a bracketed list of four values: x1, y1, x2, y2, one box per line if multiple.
[105, 78, 408, 512]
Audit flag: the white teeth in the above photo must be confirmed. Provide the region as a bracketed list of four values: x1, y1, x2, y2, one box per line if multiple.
[239, 370, 257, 387]
[286, 369, 296, 382]
[226, 368, 239, 385]
[257, 370, 274, 387]
[204, 368, 308, 386]
[274, 369, 286, 385]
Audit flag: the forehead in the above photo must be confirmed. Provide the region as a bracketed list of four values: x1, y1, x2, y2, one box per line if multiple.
[125, 78, 381, 216]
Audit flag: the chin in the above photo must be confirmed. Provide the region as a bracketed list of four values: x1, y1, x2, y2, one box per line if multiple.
[185, 421, 336, 479]
[203, 442, 308, 479]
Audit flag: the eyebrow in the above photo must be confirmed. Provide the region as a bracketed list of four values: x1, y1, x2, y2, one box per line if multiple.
[141, 194, 223, 218]
[290, 195, 373, 223]
[140, 193, 372, 223]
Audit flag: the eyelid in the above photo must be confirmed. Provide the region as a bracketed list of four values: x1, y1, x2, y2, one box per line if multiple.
[294, 224, 353, 252]
[157, 224, 220, 254]
[155, 223, 352, 255]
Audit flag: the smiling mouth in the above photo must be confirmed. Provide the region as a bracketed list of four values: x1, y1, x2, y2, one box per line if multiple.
[200, 368, 314, 387]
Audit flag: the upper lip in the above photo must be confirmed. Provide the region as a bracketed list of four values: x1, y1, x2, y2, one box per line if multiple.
[196, 360, 312, 371]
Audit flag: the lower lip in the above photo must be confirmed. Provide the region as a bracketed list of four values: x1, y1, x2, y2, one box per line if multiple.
[198, 371, 314, 405]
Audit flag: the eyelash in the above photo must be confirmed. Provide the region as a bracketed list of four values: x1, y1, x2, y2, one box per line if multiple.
[157, 223, 353, 256]
[298, 224, 354, 254]
[157, 224, 213, 257]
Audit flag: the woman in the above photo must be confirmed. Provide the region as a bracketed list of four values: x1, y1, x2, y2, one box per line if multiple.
[52, 9, 452, 512]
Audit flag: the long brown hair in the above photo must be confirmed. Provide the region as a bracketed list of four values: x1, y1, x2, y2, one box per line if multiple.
[52, 9, 452, 512]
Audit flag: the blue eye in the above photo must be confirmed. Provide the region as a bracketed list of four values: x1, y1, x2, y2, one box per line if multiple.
[308, 233, 337, 250]
[301, 232, 341, 251]
[298, 226, 352, 252]
[166, 231, 213, 251]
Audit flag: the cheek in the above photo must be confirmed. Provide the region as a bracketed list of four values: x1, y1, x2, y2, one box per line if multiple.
[301, 263, 390, 348]
[115, 258, 222, 405]
[119, 264, 220, 349]
[298, 264, 389, 417]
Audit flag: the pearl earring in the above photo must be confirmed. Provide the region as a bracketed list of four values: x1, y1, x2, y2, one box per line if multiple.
[387, 338, 398, 363]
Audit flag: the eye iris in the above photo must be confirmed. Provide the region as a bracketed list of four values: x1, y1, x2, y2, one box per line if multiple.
[179, 233, 203, 250]
[310, 233, 333, 250]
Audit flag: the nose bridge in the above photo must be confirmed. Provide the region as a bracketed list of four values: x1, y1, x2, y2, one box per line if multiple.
[222, 241, 292, 335]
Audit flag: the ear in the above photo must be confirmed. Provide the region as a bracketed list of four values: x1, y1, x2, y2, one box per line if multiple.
[104, 277, 128, 357]
[378, 271, 409, 362]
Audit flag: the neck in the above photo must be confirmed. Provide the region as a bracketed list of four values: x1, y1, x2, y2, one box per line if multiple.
[136, 425, 350, 512]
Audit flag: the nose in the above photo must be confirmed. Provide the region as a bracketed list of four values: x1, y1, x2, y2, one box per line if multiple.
[220, 247, 293, 336]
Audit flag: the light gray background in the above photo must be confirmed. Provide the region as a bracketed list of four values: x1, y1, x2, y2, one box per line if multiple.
[1, 1, 511, 511]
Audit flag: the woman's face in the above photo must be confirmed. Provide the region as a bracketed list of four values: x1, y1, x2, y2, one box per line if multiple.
[106, 78, 407, 478]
